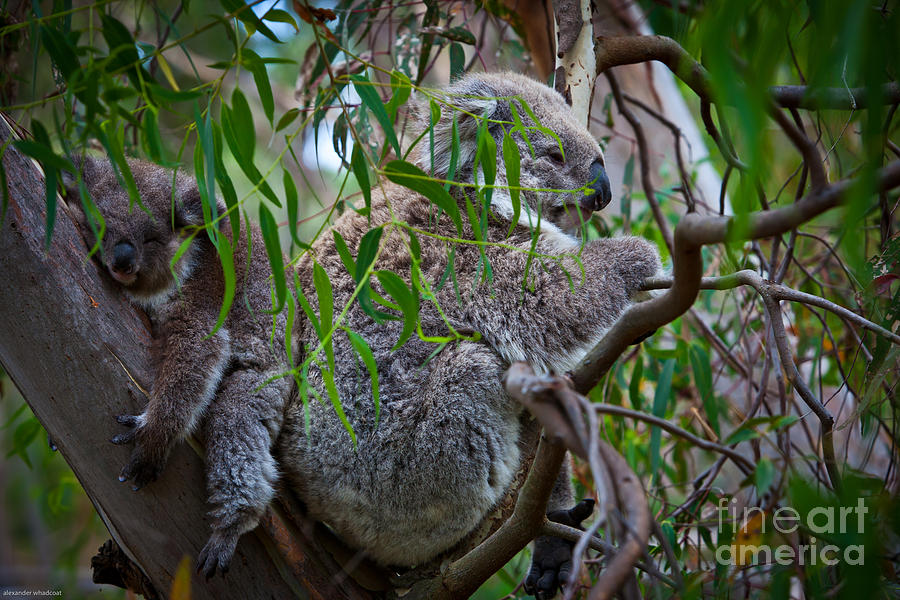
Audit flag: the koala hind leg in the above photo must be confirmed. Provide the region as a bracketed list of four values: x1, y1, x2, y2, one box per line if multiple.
[197, 369, 288, 579]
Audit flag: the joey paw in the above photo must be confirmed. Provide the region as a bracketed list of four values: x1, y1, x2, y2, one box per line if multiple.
[197, 532, 239, 580]
[524, 498, 595, 599]
[111, 414, 167, 490]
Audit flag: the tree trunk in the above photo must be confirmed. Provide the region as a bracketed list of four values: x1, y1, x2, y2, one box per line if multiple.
[0, 119, 375, 599]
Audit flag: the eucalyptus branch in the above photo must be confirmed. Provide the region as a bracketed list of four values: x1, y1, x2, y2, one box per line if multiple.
[643, 270, 900, 346]
[567, 161, 900, 491]
[594, 35, 899, 110]
[589, 403, 754, 474]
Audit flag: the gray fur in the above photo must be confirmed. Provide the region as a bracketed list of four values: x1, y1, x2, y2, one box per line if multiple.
[66, 158, 291, 577]
[278, 72, 661, 569]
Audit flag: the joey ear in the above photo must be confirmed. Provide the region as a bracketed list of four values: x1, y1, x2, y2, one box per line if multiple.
[174, 182, 204, 229]
[173, 178, 227, 231]
[61, 154, 101, 201]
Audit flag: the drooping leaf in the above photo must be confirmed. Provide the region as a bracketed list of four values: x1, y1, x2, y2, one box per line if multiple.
[321, 365, 356, 445]
[243, 48, 274, 124]
[650, 358, 675, 480]
[142, 107, 165, 163]
[384, 70, 412, 120]
[502, 130, 521, 236]
[283, 170, 303, 248]
[313, 261, 334, 371]
[689, 344, 718, 437]
[193, 102, 219, 246]
[351, 74, 401, 156]
[449, 42, 465, 81]
[39, 25, 78, 81]
[295, 275, 321, 340]
[276, 108, 300, 132]
[211, 122, 240, 241]
[332, 230, 356, 276]
[209, 235, 236, 337]
[229, 88, 255, 160]
[350, 145, 371, 215]
[220, 0, 283, 43]
[345, 329, 380, 425]
[262, 7, 299, 31]
[100, 14, 144, 89]
[258, 204, 286, 313]
[98, 121, 142, 209]
[221, 101, 281, 206]
[376, 270, 419, 349]
[355, 227, 383, 283]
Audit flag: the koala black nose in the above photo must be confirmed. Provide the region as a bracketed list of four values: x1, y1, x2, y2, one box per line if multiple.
[582, 160, 612, 212]
[112, 241, 137, 275]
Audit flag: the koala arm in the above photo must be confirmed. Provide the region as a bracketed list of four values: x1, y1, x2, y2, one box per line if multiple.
[457, 234, 661, 375]
[113, 270, 231, 489]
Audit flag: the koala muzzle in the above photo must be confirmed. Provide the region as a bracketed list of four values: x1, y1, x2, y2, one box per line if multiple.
[111, 241, 138, 282]
[582, 160, 612, 212]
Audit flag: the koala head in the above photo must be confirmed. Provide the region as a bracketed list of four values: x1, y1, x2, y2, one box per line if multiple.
[64, 156, 207, 303]
[412, 72, 610, 239]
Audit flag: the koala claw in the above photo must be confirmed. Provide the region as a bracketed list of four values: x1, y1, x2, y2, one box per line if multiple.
[197, 532, 238, 580]
[524, 498, 595, 599]
[113, 415, 167, 490]
[118, 447, 166, 490]
[111, 415, 140, 445]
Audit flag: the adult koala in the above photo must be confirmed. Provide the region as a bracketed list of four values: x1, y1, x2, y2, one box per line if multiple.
[279, 72, 660, 597]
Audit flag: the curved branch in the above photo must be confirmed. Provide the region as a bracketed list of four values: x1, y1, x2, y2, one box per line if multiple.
[588, 441, 651, 600]
[589, 403, 754, 474]
[643, 270, 900, 346]
[568, 161, 900, 491]
[595, 35, 900, 110]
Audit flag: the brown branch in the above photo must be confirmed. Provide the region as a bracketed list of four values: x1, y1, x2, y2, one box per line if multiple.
[595, 35, 713, 100]
[771, 82, 900, 110]
[570, 160, 900, 393]
[643, 270, 900, 345]
[588, 441, 651, 600]
[595, 35, 900, 110]
[760, 293, 841, 490]
[589, 403, 754, 474]
[768, 106, 827, 190]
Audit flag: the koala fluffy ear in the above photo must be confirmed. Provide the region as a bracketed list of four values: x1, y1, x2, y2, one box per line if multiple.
[173, 180, 204, 229]
[415, 77, 511, 178]
[173, 177, 227, 233]
[61, 154, 100, 201]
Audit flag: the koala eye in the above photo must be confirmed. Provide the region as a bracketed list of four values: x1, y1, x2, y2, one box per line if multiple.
[547, 150, 565, 165]
[144, 236, 162, 246]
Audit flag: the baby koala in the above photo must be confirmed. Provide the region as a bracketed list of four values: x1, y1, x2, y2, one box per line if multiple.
[65, 157, 290, 578]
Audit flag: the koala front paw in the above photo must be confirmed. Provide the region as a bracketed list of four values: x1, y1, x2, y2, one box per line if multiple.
[524, 498, 595, 599]
[197, 530, 239, 580]
[110, 414, 169, 490]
